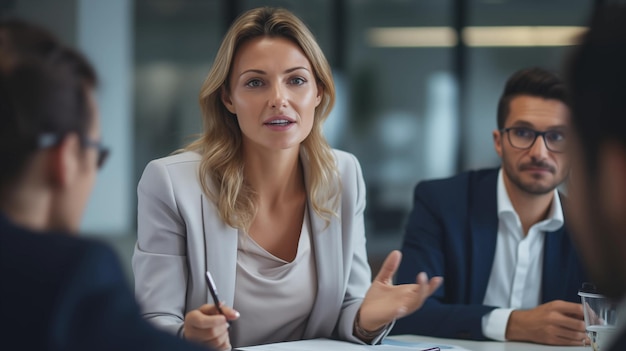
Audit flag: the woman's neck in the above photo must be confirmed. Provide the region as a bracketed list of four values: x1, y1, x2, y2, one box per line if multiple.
[1, 183, 52, 232]
[243, 146, 305, 205]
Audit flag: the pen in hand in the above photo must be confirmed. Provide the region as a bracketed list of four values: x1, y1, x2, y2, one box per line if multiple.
[205, 271, 225, 316]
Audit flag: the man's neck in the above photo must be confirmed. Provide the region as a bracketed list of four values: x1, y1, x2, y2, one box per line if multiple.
[503, 177, 556, 236]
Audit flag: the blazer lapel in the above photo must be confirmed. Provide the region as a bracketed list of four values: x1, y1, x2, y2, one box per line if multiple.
[201, 194, 239, 307]
[300, 151, 343, 338]
[468, 170, 499, 304]
[541, 226, 566, 303]
[304, 203, 342, 338]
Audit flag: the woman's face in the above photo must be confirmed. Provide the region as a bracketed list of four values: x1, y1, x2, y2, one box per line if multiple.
[222, 36, 322, 153]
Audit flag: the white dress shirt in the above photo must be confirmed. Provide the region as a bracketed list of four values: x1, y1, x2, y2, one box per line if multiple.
[481, 169, 565, 341]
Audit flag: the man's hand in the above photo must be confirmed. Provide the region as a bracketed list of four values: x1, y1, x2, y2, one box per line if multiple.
[506, 300, 589, 346]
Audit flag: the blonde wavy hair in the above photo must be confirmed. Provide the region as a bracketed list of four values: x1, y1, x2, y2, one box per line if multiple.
[185, 7, 339, 231]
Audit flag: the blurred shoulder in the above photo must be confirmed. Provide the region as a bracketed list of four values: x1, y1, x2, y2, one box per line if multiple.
[416, 167, 498, 192]
[2, 221, 114, 264]
[411, 168, 499, 212]
[1, 224, 122, 291]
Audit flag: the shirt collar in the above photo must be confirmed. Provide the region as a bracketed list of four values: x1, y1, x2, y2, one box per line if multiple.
[496, 168, 564, 232]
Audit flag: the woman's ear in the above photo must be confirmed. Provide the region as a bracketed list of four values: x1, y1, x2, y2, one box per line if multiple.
[47, 134, 81, 189]
[221, 86, 237, 114]
[315, 84, 323, 107]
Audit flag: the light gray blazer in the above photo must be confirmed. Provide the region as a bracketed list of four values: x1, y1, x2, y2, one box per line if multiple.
[132, 149, 389, 344]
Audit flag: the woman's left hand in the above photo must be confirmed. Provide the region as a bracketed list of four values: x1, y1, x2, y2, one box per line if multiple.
[357, 250, 443, 333]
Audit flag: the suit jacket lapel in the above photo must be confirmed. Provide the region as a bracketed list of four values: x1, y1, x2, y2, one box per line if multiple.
[300, 150, 342, 338]
[304, 201, 342, 338]
[541, 226, 566, 303]
[469, 170, 499, 304]
[201, 194, 239, 307]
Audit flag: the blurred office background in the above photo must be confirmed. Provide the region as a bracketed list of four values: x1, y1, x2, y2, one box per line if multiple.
[2, 0, 595, 280]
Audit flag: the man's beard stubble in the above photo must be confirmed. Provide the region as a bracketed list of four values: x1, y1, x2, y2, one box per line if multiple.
[505, 159, 563, 195]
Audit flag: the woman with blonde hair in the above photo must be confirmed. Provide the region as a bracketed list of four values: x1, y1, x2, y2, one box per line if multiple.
[132, 7, 442, 350]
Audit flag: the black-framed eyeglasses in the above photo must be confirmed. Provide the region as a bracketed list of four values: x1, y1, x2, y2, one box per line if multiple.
[38, 133, 110, 169]
[500, 127, 567, 153]
[81, 137, 110, 169]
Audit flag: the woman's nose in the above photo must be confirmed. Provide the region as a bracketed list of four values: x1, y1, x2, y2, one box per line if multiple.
[268, 84, 287, 109]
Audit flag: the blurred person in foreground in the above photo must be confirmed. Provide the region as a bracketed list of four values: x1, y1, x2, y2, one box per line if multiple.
[0, 18, 209, 351]
[392, 67, 588, 345]
[566, 4, 626, 351]
[132, 6, 442, 350]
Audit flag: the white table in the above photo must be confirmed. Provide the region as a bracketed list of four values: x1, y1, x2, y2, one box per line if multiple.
[389, 334, 588, 351]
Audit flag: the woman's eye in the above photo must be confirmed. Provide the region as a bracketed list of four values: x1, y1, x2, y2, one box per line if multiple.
[290, 77, 306, 85]
[245, 79, 263, 88]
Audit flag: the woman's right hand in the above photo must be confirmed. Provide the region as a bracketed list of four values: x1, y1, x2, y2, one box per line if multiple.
[182, 304, 240, 350]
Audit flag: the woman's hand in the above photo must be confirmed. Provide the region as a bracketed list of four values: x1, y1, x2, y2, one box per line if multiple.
[182, 303, 240, 350]
[358, 250, 443, 333]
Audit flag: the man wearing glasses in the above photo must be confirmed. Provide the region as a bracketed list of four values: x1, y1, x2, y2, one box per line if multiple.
[391, 67, 587, 346]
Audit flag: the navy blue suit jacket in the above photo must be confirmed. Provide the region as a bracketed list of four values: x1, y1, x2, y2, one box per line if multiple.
[391, 168, 587, 340]
[0, 213, 209, 351]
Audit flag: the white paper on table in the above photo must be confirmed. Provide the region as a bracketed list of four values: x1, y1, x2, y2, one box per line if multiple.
[235, 338, 469, 351]
[383, 337, 470, 350]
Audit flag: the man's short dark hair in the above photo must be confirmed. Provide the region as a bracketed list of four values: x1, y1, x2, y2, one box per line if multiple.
[497, 67, 569, 129]
[567, 5, 626, 179]
[0, 18, 98, 188]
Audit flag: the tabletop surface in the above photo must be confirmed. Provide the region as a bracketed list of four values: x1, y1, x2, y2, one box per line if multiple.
[389, 334, 588, 351]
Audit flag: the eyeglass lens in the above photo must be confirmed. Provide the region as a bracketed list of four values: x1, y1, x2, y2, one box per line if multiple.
[505, 127, 566, 152]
